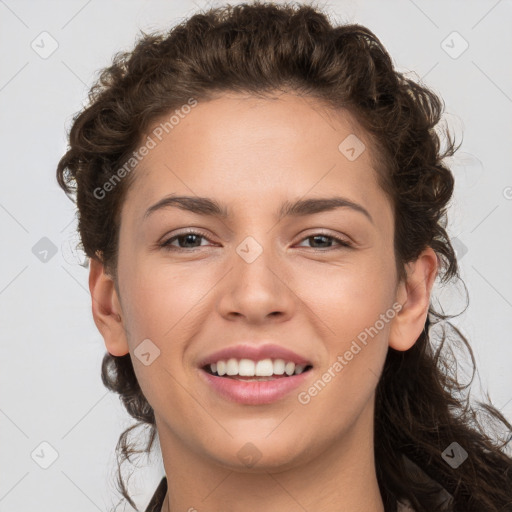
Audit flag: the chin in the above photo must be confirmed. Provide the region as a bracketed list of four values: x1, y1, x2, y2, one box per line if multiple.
[204, 436, 311, 473]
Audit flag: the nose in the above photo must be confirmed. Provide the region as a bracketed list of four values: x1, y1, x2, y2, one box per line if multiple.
[216, 237, 296, 324]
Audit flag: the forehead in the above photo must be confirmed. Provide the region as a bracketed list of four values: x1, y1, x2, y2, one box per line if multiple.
[120, 91, 390, 225]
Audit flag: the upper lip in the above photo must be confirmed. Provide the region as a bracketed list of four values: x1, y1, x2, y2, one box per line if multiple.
[198, 343, 312, 368]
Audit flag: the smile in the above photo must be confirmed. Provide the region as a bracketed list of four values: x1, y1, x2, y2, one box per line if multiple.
[199, 358, 313, 405]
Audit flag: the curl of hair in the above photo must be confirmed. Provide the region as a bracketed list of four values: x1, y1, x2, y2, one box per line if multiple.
[56, 2, 512, 511]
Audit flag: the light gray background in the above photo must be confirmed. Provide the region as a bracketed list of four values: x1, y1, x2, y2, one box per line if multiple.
[1, 0, 511, 511]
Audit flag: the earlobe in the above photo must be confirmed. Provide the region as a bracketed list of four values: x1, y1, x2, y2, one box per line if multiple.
[388, 247, 438, 352]
[89, 256, 130, 357]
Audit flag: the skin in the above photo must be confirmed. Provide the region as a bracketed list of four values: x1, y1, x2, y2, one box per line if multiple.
[89, 91, 438, 512]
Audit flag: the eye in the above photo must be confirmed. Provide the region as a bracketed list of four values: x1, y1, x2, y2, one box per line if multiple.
[295, 233, 353, 251]
[159, 230, 214, 251]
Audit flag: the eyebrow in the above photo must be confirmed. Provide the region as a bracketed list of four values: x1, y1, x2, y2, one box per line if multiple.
[143, 194, 374, 224]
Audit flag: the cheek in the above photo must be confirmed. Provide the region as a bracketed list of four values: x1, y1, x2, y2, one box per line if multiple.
[294, 252, 395, 404]
[334, 255, 396, 367]
[295, 301, 392, 443]
[293, 251, 395, 338]
[119, 254, 216, 341]
[117, 262, 213, 411]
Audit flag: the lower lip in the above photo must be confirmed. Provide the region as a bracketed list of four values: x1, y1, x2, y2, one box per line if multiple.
[199, 368, 312, 405]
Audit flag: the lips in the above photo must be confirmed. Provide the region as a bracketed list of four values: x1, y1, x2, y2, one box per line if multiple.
[197, 343, 312, 368]
[196, 343, 314, 404]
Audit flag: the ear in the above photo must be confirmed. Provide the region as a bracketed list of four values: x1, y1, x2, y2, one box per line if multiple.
[389, 247, 438, 351]
[89, 256, 129, 357]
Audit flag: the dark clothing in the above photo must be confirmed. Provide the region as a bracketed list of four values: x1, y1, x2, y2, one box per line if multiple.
[145, 476, 167, 512]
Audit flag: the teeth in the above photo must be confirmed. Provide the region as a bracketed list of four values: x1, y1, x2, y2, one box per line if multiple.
[217, 360, 226, 376]
[226, 358, 238, 375]
[273, 359, 285, 375]
[208, 358, 309, 377]
[255, 359, 274, 376]
[294, 364, 305, 375]
[285, 361, 295, 376]
[238, 359, 255, 376]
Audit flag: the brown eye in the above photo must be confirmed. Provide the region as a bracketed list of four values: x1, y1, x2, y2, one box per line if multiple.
[160, 230, 213, 251]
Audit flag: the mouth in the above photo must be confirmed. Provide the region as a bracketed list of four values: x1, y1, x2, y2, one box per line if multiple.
[202, 360, 313, 382]
[199, 358, 314, 405]
[202, 360, 314, 380]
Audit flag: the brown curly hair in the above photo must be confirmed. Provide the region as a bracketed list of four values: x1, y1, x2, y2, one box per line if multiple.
[56, 2, 512, 511]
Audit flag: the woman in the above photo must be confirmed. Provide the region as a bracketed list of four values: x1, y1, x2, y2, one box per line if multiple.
[56, 2, 512, 511]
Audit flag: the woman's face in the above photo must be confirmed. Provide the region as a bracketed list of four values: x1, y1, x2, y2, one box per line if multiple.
[110, 91, 407, 470]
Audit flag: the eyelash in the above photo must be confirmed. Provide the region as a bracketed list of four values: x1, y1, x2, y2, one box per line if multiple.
[158, 229, 353, 252]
